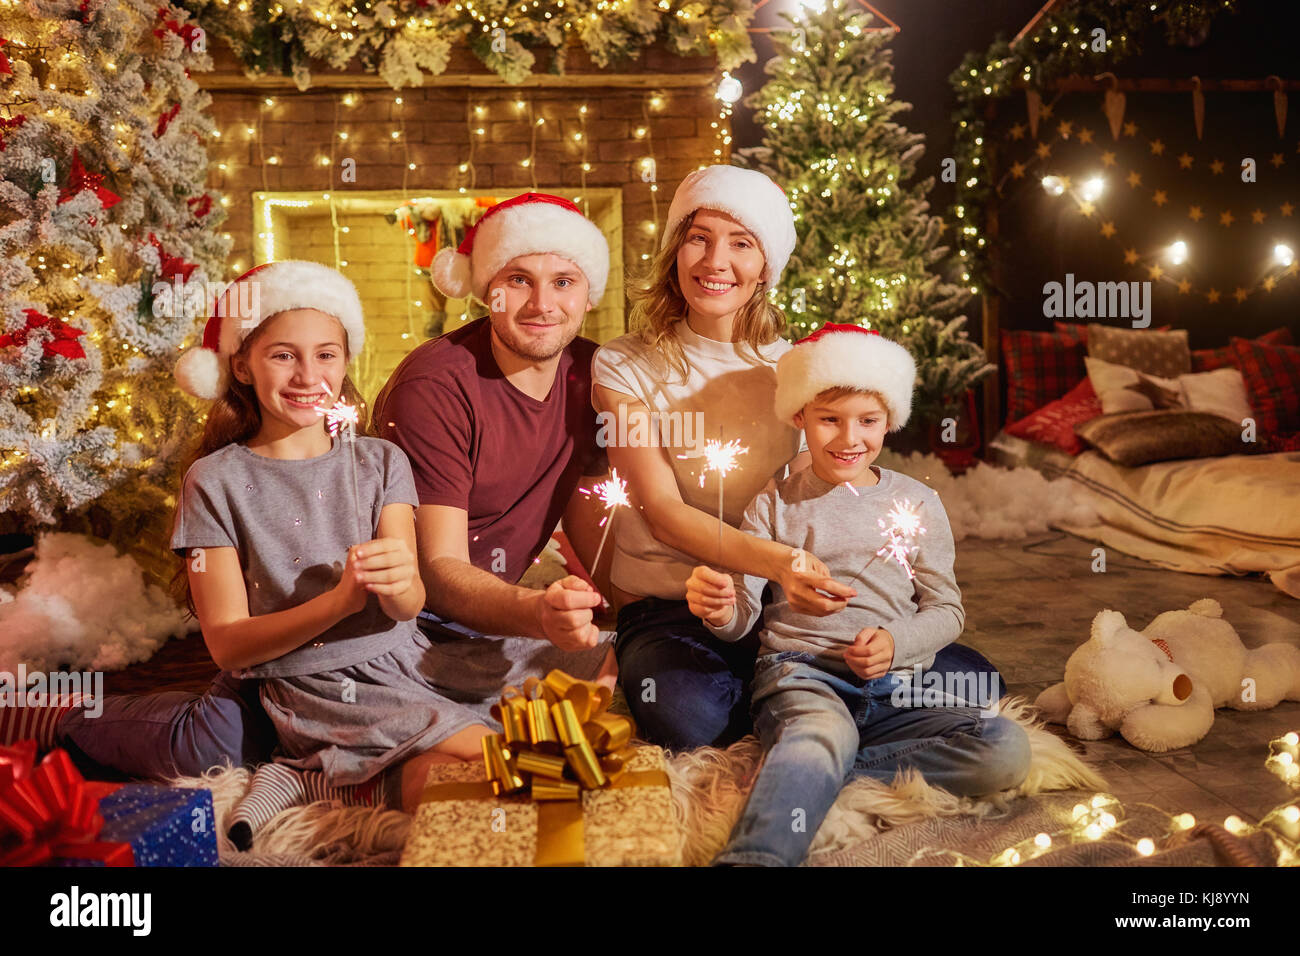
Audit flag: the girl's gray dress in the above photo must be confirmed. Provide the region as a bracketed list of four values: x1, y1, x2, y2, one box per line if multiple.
[171, 435, 611, 787]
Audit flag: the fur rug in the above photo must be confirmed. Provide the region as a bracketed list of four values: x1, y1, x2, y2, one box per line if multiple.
[167, 697, 1106, 866]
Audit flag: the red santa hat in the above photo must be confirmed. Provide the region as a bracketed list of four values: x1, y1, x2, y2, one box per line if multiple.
[430, 192, 610, 307]
[663, 165, 797, 287]
[774, 323, 917, 431]
[173, 260, 365, 400]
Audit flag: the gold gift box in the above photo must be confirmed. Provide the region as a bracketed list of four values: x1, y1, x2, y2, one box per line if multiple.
[400, 744, 681, 867]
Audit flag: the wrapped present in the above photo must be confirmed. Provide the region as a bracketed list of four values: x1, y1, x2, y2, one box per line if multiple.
[401, 670, 681, 867]
[0, 742, 217, 867]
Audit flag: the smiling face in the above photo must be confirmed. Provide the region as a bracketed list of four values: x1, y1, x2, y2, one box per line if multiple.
[484, 252, 591, 363]
[229, 308, 348, 432]
[794, 389, 891, 486]
[675, 209, 766, 323]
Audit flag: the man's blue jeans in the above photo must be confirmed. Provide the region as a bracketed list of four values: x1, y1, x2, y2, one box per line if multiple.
[615, 596, 1008, 752]
[713, 652, 1032, 867]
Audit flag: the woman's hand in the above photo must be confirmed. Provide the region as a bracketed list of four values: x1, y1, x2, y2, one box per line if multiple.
[686, 565, 736, 628]
[777, 549, 856, 616]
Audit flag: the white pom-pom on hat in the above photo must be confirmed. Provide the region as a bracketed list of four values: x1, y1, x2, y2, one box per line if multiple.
[174, 260, 366, 400]
[774, 323, 917, 431]
[431, 247, 473, 301]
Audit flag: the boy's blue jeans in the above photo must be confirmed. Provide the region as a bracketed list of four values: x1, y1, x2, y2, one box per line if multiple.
[713, 651, 1032, 867]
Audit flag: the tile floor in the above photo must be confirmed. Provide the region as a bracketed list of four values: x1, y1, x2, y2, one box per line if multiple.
[957, 531, 1300, 826]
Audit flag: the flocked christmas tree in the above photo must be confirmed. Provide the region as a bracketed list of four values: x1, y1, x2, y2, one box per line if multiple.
[0, 0, 230, 577]
[738, 0, 992, 427]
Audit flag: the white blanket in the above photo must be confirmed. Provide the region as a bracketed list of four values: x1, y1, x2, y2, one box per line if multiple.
[1054, 450, 1300, 598]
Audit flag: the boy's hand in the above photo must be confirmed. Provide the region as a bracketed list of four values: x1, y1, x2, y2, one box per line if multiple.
[845, 626, 894, 680]
[352, 537, 419, 596]
[686, 565, 736, 628]
[536, 576, 603, 651]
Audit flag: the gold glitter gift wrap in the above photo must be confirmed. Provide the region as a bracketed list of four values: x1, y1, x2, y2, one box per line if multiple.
[400, 670, 681, 867]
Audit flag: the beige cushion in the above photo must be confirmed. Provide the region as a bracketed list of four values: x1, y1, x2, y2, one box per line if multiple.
[1085, 356, 1253, 423]
[1074, 410, 1247, 467]
[1087, 324, 1191, 377]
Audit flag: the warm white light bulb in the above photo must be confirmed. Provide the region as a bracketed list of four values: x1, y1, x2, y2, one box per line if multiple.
[1080, 176, 1105, 201]
[1041, 175, 1065, 196]
[1168, 240, 1188, 265]
[1274, 244, 1295, 267]
[716, 75, 743, 104]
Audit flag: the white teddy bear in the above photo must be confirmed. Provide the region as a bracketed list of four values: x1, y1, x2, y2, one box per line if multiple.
[1035, 599, 1300, 752]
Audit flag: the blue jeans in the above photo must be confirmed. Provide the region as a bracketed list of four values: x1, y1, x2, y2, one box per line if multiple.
[713, 652, 1032, 867]
[58, 670, 278, 780]
[614, 596, 1008, 752]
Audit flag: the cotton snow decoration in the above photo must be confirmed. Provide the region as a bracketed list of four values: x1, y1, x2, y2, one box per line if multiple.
[0, 533, 197, 673]
[874, 450, 1099, 541]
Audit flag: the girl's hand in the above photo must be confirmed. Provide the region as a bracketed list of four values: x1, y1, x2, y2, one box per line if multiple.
[351, 536, 419, 596]
[686, 565, 735, 628]
[333, 545, 370, 618]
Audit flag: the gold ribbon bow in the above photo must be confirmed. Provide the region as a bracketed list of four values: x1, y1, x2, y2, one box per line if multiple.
[421, 669, 665, 866]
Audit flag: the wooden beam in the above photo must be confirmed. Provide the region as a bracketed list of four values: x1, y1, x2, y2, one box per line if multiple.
[194, 72, 715, 91]
[1013, 0, 1066, 47]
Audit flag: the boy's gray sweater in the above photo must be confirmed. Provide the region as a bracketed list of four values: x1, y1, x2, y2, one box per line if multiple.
[704, 465, 965, 679]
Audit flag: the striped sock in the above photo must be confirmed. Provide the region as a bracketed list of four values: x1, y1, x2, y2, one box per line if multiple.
[226, 764, 391, 851]
[226, 763, 307, 850]
[0, 693, 89, 749]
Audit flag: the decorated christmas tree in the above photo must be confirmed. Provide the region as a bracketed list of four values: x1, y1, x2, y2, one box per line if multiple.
[739, 0, 992, 427]
[0, 0, 230, 578]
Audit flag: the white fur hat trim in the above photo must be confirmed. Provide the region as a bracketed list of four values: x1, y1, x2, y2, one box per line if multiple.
[774, 327, 917, 431]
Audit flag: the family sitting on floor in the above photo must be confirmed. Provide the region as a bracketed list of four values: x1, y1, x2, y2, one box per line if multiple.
[4, 165, 1029, 866]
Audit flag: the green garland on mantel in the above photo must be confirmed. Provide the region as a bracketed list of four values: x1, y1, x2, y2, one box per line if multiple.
[948, 0, 1239, 291]
[177, 0, 756, 88]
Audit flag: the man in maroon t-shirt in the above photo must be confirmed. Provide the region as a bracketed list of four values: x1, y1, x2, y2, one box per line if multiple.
[368, 193, 620, 772]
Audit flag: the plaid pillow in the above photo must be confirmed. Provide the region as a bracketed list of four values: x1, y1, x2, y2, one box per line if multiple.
[1000, 325, 1088, 423]
[1230, 337, 1300, 452]
[1004, 377, 1101, 455]
[1193, 327, 1295, 373]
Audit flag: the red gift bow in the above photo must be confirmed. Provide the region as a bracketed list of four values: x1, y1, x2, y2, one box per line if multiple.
[0, 743, 132, 867]
[58, 148, 121, 214]
[147, 232, 197, 282]
[187, 193, 212, 219]
[0, 115, 26, 152]
[0, 309, 87, 361]
[153, 8, 203, 50]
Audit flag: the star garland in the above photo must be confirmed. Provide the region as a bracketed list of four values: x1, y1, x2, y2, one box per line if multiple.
[948, 0, 1240, 291]
[1004, 116, 1300, 305]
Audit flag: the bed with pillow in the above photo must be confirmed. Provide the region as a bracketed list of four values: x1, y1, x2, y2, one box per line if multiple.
[991, 323, 1300, 597]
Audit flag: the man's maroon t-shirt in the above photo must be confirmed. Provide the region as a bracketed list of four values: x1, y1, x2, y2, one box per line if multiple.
[371, 317, 604, 585]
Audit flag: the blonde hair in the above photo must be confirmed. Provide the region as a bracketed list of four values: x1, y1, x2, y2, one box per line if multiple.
[626, 212, 787, 385]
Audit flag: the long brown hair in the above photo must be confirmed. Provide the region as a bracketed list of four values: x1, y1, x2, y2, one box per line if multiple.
[626, 211, 788, 385]
[169, 319, 369, 618]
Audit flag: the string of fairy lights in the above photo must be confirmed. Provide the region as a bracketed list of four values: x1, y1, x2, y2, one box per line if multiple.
[912, 731, 1300, 867]
[1001, 112, 1299, 304]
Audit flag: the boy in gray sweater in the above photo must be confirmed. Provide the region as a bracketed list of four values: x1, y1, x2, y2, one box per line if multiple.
[686, 325, 1030, 866]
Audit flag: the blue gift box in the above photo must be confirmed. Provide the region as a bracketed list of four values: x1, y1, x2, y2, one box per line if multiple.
[55, 784, 218, 867]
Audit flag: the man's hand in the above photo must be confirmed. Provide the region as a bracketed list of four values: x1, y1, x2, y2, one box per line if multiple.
[845, 626, 895, 680]
[685, 565, 736, 628]
[778, 549, 856, 616]
[535, 575, 603, 651]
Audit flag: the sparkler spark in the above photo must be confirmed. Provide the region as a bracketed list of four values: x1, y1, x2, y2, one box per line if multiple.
[697, 438, 749, 488]
[873, 499, 926, 579]
[585, 469, 630, 585]
[316, 398, 359, 437]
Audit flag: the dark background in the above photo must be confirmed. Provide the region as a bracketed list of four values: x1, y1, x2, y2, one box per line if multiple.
[731, 0, 1300, 347]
